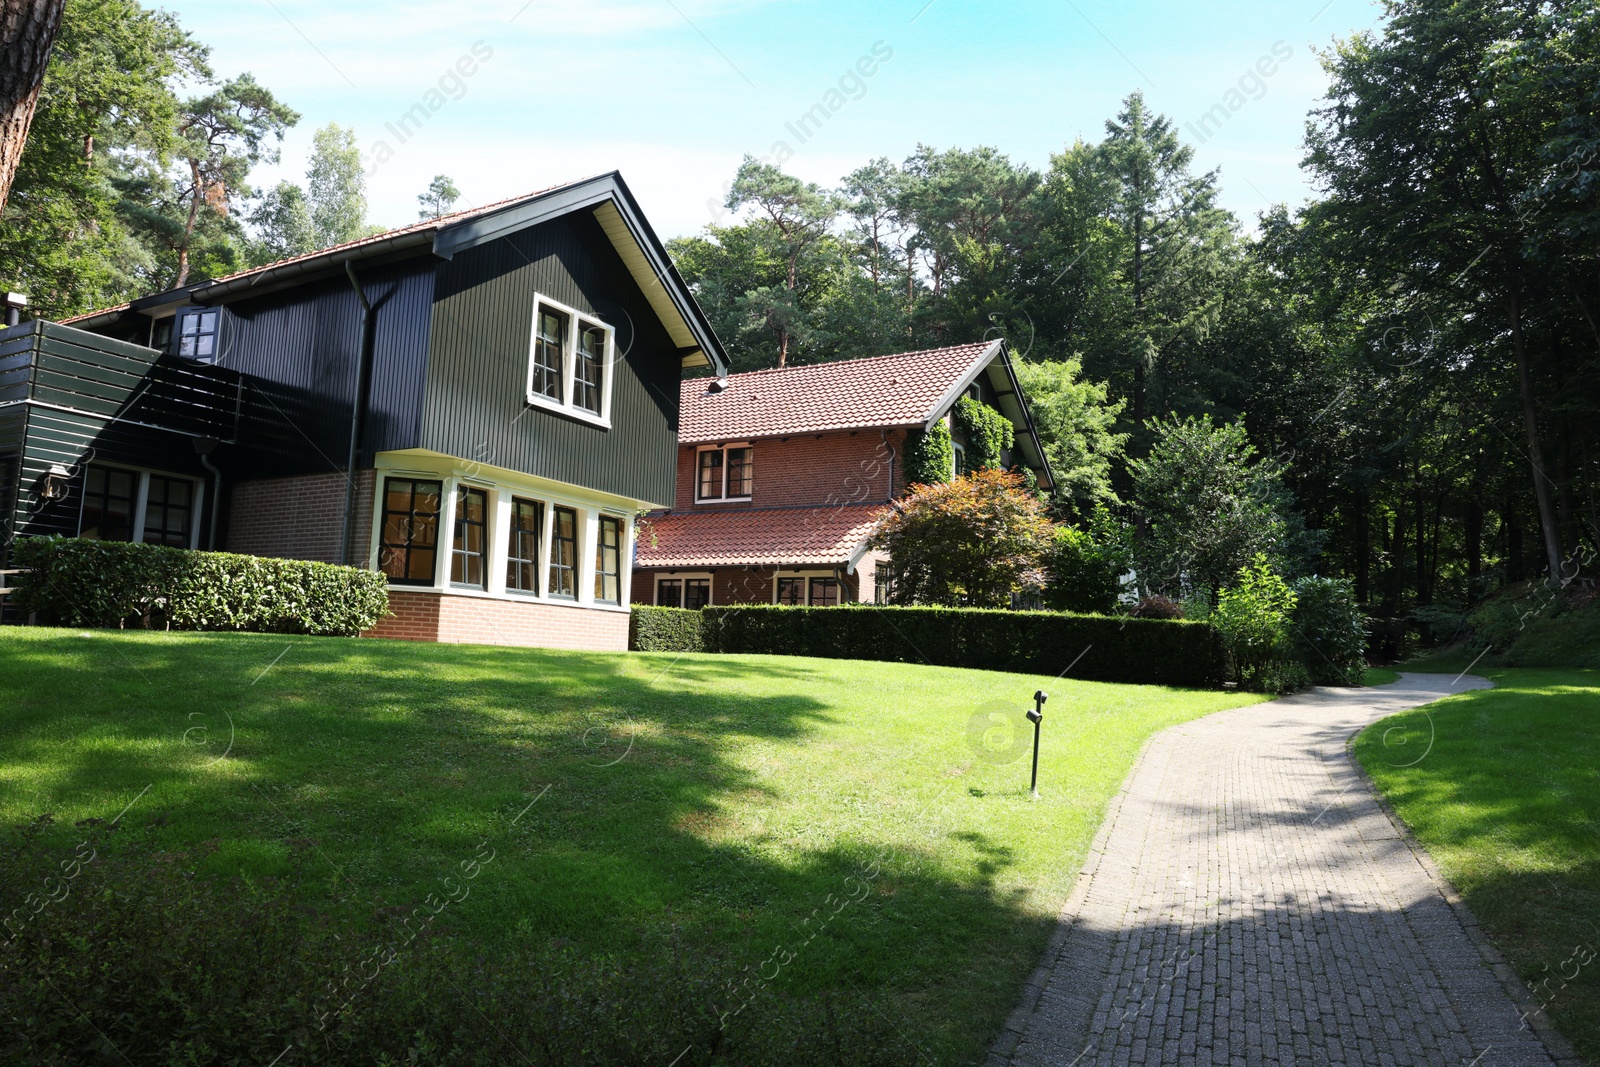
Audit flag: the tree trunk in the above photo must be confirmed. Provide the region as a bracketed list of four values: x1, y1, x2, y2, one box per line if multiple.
[175, 158, 203, 287]
[1465, 492, 1483, 600]
[1353, 487, 1370, 605]
[0, 0, 66, 215]
[1506, 290, 1564, 583]
[1505, 498, 1525, 583]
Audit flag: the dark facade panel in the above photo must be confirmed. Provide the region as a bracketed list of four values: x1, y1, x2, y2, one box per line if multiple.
[423, 211, 680, 504]
[202, 257, 435, 481]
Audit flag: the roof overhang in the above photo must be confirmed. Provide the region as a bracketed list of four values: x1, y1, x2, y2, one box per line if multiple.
[922, 339, 1055, 491]
[63, 173, 730, 376]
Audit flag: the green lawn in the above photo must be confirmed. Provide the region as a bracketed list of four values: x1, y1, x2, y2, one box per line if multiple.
[1353, 669, 1600, 1064]
[0, 627, 1266, 1063]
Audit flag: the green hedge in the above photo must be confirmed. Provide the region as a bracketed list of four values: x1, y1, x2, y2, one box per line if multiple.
[12, 536, 389, 636]
[695, 604, 1226, 687]
[629, 605, 705, 652]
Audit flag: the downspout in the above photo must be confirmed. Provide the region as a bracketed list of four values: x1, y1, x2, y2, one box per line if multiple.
[881, 427, 896, 501]
[194, 437, 222, 549]
[341, 262, 376, 567]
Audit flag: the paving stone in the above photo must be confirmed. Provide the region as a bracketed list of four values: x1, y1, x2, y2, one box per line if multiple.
[1001, 674, 1561, 1066]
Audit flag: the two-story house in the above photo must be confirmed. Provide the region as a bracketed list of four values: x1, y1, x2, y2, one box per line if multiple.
[1, 173, 727, 650]
[632, 340, 1053, 607]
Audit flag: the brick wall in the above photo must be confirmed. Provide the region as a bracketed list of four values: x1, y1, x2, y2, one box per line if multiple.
[227, 470, 375, 565]
[676, 429, 908, 511]
[364, 589, 629, 651]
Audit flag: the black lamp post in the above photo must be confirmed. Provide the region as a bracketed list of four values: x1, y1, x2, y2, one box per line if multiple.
[1026, 690, 1046, 798]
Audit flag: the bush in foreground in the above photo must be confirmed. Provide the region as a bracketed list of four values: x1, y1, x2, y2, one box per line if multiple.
[629, 604, 705, 652]
[12, 536, 388, 636]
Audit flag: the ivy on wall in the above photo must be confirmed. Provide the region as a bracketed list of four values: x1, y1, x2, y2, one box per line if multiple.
[953, 397, 1014, 471]
[904, 421, 955, 485]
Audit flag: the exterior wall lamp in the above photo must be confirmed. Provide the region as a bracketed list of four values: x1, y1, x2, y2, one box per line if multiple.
[41, 464, 72, 503]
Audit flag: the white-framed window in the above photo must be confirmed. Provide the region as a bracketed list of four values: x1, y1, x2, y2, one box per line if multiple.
[656, 573, 712, 609]
[773, 569, 848, 607]
[526, 293, 616, 427]
[175, 307, 221, 363]
[696, 443, 753, 501]
[78, 464, 202, 549]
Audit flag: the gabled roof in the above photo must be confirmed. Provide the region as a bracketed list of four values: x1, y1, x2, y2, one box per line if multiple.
[637, 504, 887, 568]
[679, 341, 999, 443]
[63, 172, 727, 374]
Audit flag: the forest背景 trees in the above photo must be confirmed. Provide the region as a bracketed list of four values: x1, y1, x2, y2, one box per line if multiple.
[417, 173, 459, 219]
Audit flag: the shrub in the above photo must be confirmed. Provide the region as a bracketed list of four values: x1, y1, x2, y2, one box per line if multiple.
[701, 604, 1226, 687]
[1042, 524, 1128, 615]
[12, 536, 388, 636]
[630, 605, 705, 652]
[1288, 576, 1368, 685]
[1129, 594, 1184, 619]
[870, 469, 1055, 608]
[1212, 555, 1298, 691]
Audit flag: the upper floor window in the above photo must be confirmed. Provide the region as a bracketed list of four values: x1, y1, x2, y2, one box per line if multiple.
[176, 308, 220, 363]
[696, 444, 753, 501]
[526, 294, 614, 426]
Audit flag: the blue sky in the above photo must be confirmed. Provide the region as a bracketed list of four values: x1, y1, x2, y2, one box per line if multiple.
[172, 0, 1386, 239]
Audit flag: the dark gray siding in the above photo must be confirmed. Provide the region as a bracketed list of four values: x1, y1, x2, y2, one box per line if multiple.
[216, 257, 434, 480]
[422, 212, 680, 504]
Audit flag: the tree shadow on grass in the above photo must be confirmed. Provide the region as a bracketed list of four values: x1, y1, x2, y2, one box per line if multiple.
[0, 629, 1062, 1064]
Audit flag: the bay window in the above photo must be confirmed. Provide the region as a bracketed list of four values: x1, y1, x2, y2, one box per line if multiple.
[379, 478, 442, 585]
[507, 497, 543, 594]
[549, 506, 578, 599]
[451, 486, 488, 588]
[594, 514, 622, 604]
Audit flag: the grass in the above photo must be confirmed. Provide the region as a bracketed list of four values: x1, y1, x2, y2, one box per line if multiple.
[1353, 668, 1600, 1064]
[0, 627, 1266, 1064]
[1362, 666, 1401, 686]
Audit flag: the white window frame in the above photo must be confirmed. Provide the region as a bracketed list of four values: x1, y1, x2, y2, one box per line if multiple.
[525, 293, 616, 429]
[772, 568, 850, 606]
[76, 463, 203, 550]
[655, 571, 714, 609]
[695, 442, 753, 502]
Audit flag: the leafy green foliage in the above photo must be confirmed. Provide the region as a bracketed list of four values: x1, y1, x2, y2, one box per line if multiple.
[1042, 522, 1128, 615]
[703, 604, 1226, 687]
[629, 605, 705, 652]
[1012, 355, 1126, 513]
[418, 173, 460, 219]
[1212, 556, 1299, 691]
[1129, 414, 1313, 597]
[870, 468, 1054, 608]
[903, 420, 954, 486]
[952, 396, 1013, 470]
[246, 179, 315, 265]
[1288, 576, 1368, 685]
[307, 121, 366, 248]
[12, 536, 388, 635]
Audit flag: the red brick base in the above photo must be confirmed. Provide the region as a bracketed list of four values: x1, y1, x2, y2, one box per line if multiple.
[363, 590, 629, 651]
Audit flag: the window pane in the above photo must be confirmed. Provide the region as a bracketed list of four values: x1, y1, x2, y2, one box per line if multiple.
[576, 324, 605, 415]
[726, 447, 753, 497]
[533, 307, 566, 402]
[809, 578, 840, 607]
[451, 487, 488, 588]
[776, 577, 804, 606]
[141, 475, 193, 548]
[684, 579, 711, 610]
[80, 466, 136, 542]
[594, 515, 621, 603]
[549, 506, 577, 598]
[657, 579, 683, 608]
[380, 478, 442, 585]
[507, 497, 543, 593]
[697, 450, 723, 499]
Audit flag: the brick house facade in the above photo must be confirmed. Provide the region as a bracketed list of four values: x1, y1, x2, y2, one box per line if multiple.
[634, 341, 1054, 608]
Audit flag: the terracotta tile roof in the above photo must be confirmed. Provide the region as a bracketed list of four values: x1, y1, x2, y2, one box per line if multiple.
[636, 504, 888, 568]
[679, 341, 999, 444]
[61, 178, 599, 325]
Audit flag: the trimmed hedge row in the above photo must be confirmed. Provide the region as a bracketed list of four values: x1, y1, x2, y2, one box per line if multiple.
[628, 605, 706, 652]
[631, 604, 1226, 687]
[12, 536, 389, 636]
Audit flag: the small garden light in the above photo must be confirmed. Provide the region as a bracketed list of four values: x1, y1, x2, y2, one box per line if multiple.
[1026, 690, 1046, 798]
